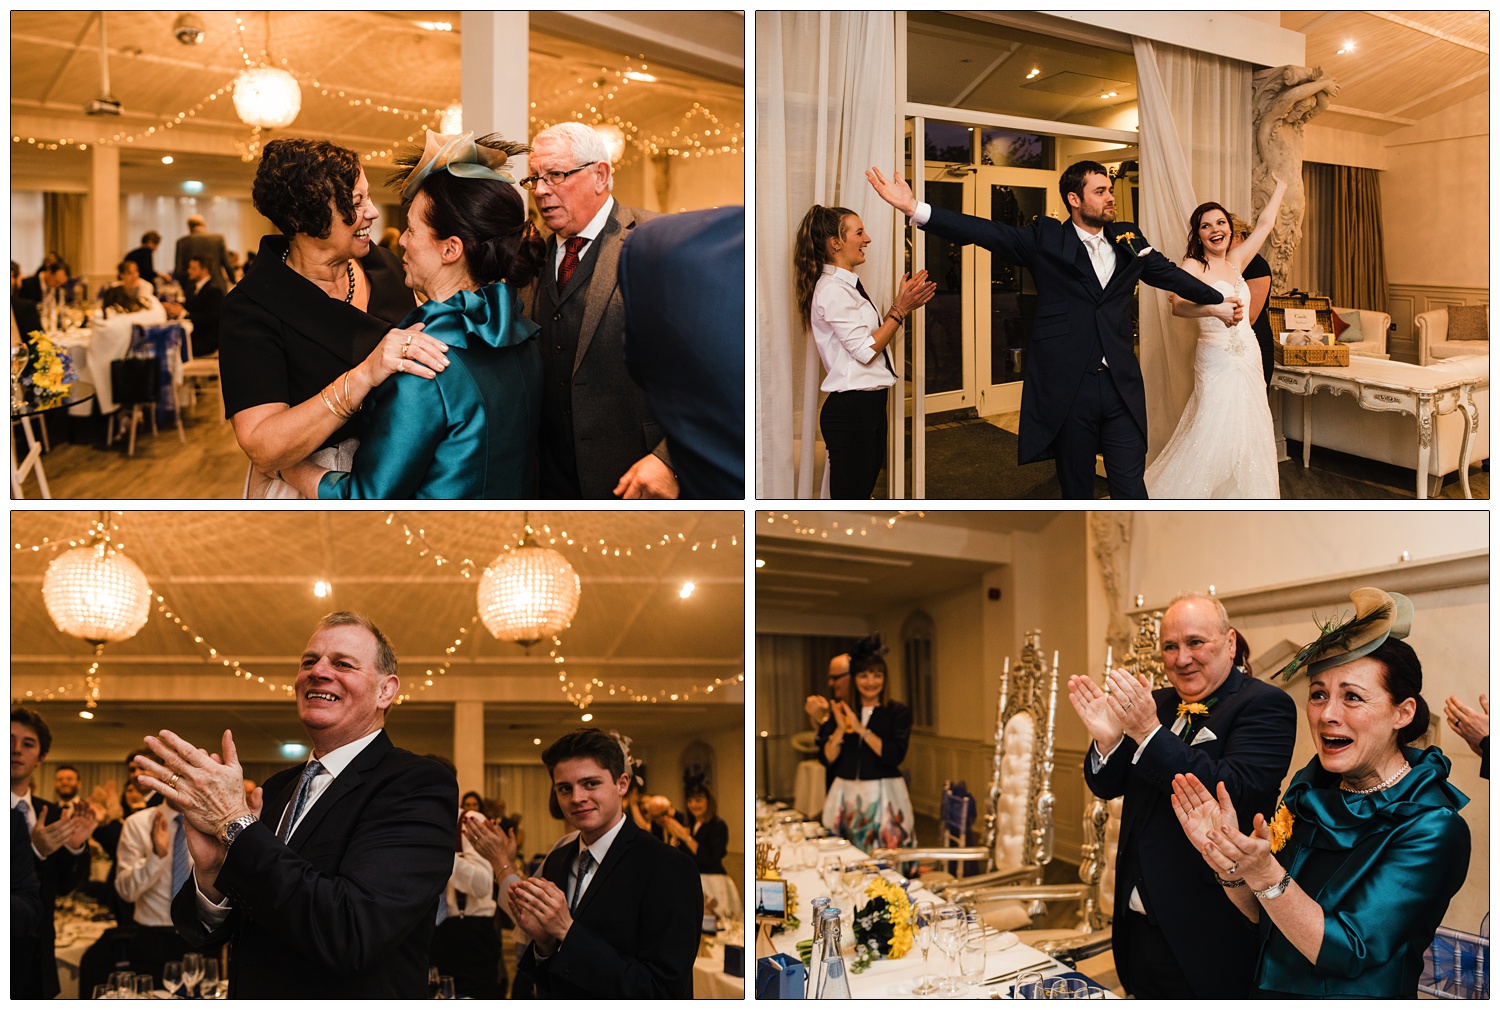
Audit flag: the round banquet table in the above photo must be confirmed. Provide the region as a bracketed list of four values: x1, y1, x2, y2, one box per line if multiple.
[758, 830, 1118, 998]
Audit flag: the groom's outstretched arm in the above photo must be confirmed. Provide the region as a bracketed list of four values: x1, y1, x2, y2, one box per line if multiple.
[866, 166, 1035, 267]
[1138, 247, 1224, 305]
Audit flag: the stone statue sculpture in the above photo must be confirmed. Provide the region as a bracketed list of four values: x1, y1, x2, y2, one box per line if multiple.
[1252, 65, 1341, 293]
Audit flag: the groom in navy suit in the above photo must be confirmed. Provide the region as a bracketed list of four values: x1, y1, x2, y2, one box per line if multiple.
[868, 161, 1240, 498]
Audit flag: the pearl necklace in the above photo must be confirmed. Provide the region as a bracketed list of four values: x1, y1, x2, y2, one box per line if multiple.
[1339, 760, 1411, 794]
[283, 246, 355, 302]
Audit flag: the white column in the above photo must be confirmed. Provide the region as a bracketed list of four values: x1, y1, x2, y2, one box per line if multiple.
[88, 145, 121, 284]
[461, 13, 530, 155]
[453, 700, 486, 799]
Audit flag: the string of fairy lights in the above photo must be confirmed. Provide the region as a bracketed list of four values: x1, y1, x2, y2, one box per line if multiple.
[759, 511, 928, 539]
[14, 514, 742, 712]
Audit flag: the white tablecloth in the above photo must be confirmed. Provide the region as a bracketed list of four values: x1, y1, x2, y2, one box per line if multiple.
[693, 953, 745, 998]
[51, 306, 188, 416]
[763, 836, 1099, 998]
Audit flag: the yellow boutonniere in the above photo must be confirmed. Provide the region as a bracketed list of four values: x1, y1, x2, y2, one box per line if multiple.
[1269, 801, 1294, 853]
[1177, 702, 1209, 718]
[1114, 231, 1138, 244]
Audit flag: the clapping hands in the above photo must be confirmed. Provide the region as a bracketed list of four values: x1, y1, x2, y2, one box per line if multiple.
[31, 802, 96, 857]
[1443, 693, 1489, 754]
[1169, 773, 1278, 890]
[893, 271, 937, 317]
[865, 167, 918, 217]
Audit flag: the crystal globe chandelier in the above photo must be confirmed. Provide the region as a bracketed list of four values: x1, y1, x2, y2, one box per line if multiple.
[42, 523, 152, 648]
[478, 517, 581, 649]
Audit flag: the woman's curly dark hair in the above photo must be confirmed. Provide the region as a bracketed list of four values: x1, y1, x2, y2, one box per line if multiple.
[252, 138, 363, 239]
[386, 133, 545, 288]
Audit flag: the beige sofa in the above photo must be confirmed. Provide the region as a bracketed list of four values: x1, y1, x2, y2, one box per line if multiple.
[1416, 306, 1490, 366]
[1331, 306, 1391, 358]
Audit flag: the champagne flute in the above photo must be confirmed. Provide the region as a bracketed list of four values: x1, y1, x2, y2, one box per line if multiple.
[163, 961, 183, 999]
[182, 952, 205, 997]
[911, 899, 938, 996]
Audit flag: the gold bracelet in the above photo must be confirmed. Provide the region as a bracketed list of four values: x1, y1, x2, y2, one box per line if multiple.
[319, 386, 347, 419]
[329, 375, 350, 417]
[342, 370, 360, 413]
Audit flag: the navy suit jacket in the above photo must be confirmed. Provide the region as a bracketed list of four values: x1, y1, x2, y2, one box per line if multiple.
[1083, 668, 1297, 997]
[11, 796, 90, 998]
[518, 816, 703, 998]
[923, 206, 1223, 464]
[170, 731, 456, 998]
[620, 205, 746, 499]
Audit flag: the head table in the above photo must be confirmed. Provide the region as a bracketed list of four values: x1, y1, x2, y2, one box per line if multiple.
[758, 826, 1116, 999]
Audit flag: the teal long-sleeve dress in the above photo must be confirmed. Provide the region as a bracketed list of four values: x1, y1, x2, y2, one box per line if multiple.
[318, 283, 541, 499]
[1254, 746, 1470, 998]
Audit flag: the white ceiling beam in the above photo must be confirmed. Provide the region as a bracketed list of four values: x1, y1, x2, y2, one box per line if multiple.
[950, 43, 1022, 109]
[755, 544, 914, 567]
[1323, 104, 1417, 128]
[1295, 11, 1347, 36]
[1364, 11, 1488, 55]
[754, 569, 872, 584]
[1388, 69, 1488, 117]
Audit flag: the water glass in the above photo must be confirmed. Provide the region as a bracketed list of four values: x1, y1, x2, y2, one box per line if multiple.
[958, 925, 986, 988]
[1013, 970, 1046, 999]
[92, 984, 113, 999]
[200, 960, 220, 998]
[133, 974, 154, 998]
[437, 975, 456, 999]
[1044, 978, 1088, 999]
[933, 905, 966, 994]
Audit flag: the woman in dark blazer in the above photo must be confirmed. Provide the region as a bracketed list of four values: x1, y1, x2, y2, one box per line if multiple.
[662, 783, 742, 918]
[816, 637, 915, 852]
[221, 137, 446, 498]
[280, 131, 543, 499]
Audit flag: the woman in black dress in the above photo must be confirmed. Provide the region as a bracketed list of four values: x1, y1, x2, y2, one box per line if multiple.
[661, 783, 741, 918]
[1232, 215, 1275, 384]
[221, 137, 450, 497]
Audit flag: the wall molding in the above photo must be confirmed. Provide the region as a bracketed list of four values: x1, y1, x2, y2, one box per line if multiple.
[1385, 284, 1488, 362]
[1130, 550, 1486, 619]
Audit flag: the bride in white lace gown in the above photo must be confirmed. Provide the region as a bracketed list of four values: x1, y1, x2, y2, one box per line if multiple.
[1146, 173, 1288, 499]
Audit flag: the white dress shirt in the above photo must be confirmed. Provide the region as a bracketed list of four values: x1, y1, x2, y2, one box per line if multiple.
[551, 196, 616, 276]
[568, 811, 628, 909]
[196, 728, 384, 925]
[445, 823, 497, 919]
[114, 805, 179, 926]
[810, 265, 894, 393]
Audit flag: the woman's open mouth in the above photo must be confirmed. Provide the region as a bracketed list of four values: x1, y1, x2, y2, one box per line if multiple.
[1320, 735, 1353, 754]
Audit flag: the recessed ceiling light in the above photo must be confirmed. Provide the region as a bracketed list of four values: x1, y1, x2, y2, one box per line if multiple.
[161, 155, 173, 165]
[581, 712, 593, 722]
[679, 581, 695, 599]
[532, 737, 541, 745]
[624, 71, 657, 83]
[314, 580, 330, 598]
[79, 710, 94, 720]
[755, 559, 765, 568]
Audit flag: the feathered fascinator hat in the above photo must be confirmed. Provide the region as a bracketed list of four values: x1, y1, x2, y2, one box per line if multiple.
[1274, 587, 1414, 682]
[387, 129, 526, 201]
[848, 633, 888, 671]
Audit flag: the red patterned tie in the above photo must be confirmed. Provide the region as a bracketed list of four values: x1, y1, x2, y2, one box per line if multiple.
[557, 236, 588, 288]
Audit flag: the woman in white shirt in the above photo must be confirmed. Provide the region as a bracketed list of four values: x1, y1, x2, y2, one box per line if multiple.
[795, 205, 935, 498]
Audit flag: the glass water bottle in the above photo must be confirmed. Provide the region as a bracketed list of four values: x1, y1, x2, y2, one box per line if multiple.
[815, 907, 852, 999]
[805, 897, 832, 999]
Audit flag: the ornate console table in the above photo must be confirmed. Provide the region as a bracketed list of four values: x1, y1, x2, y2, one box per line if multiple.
[1272, 356, 1486, 499]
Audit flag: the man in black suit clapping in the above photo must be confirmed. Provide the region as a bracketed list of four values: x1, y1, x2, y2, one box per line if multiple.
[1069, 594, 1296, 997]
[868, 161, 1239, 498]
[139, 612, 456, 998]
[513, 729, 702, 998]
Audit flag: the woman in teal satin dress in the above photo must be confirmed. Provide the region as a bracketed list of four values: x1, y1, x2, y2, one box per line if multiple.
[283, 131, 543, 499]
[1171, 588, 1470, 998]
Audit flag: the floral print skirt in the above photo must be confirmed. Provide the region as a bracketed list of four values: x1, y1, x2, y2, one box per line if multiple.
[822, 776, 916, 853]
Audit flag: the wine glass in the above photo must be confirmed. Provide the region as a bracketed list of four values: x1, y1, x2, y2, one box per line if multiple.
[133, 975, 155, 999]
[182, 952, 205, 997]
[819, 856, 841, 899]
[199, 961, 219, 1000]
[910, 899, 939, 996]
[933, 905, 966, 994]
[785, 819, 805, 869]
[163, 961, 183, 999]
[838, 859, 864, 909]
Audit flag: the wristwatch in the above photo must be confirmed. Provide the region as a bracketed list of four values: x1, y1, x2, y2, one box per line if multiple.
[220, 813, 259, 846]
[1253, 870, 1294, 901]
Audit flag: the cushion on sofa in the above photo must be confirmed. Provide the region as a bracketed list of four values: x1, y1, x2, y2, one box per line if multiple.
[1332, 310, 1364, 343]
[1430, 341, 1489, 360]
[1447, 303, 1488, 340]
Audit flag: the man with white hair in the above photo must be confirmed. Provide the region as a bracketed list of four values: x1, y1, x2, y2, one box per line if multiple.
[1067, 592, 1296, 998]
[173, 214, 234, 292]
[523, 122, 676, 499]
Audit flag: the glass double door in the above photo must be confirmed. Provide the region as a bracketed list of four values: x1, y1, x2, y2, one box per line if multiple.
[915, 165, 1058, 417]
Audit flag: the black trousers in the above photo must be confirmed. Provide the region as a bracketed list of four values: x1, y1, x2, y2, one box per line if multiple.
[1049, 368, 1147, 500]
[820, 389, 888, 499]
[1117, 909, 1196, 998]
[430, 915, 505, 999]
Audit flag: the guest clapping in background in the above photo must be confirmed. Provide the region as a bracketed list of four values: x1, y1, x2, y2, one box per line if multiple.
[817, 635, 915, 851]
[795, 205, 935, 499]
[1172, 589, 1470, 998]
[1443, 692, 1489, 779]
[661, 782, 742, 919]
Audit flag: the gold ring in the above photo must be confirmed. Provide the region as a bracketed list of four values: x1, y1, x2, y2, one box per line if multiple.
[403, 334, 413, 348]
[169, 773, 180, 788]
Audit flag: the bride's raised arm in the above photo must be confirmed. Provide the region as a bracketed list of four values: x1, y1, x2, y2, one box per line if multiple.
[1231, 172, 1288, 268]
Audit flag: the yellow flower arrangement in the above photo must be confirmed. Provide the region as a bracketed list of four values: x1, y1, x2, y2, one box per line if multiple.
[1268, 801, 1294, 853]
[850, 875, 914, 969]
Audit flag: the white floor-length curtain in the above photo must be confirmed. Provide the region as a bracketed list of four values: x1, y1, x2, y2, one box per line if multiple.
[1133, 37, 1252, 462]
[755, 12, 896, 498]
